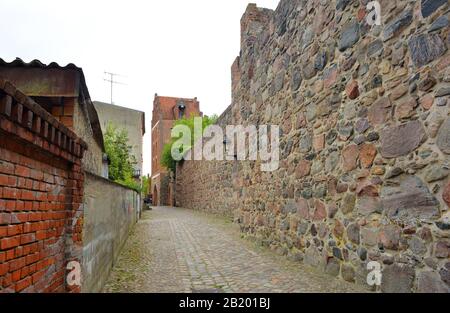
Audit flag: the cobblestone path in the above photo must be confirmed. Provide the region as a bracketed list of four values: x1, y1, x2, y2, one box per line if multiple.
[103, 207, 366, 293]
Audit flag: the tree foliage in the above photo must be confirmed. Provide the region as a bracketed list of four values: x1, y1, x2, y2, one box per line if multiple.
[104, 123, 141, 192]
[161, 115, 218, 173]
[142, 175, 151, 197]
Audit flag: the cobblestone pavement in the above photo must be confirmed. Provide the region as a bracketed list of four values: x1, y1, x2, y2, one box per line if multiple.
[103, 207, 367, 293]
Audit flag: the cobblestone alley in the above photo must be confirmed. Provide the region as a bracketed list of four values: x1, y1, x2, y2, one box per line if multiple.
[103, 207, 366, 293]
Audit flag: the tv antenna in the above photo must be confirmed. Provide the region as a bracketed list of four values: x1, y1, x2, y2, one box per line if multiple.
[104, 71, 127, 104]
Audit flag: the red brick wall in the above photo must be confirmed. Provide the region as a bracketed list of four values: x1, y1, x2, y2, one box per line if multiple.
[0, 80, 85, 293]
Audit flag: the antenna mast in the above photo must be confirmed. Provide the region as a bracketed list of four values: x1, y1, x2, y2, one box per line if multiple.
[104, 72, 126, 104]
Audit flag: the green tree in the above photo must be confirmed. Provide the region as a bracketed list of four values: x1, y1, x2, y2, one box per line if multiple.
[104, 123, 140, 192]
[161, 115, 218, 173]
[142, 175, 151, 197]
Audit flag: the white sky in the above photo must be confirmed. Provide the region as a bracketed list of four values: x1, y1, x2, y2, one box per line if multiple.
[0, 0, 279, 175]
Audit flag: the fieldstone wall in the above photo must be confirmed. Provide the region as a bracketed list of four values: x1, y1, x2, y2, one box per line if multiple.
[176, 0, 450, 292]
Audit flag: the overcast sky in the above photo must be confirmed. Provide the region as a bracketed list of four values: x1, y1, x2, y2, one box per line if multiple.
[0, 0, 279, 175]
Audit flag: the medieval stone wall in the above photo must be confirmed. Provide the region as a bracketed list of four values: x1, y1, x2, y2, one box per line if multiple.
[176, 0, 450, 292]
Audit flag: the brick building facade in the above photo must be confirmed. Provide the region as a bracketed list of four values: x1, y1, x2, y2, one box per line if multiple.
[0, 58, 140, 292]
[151, 94, 201, 206]
[0, 78, 86, 292]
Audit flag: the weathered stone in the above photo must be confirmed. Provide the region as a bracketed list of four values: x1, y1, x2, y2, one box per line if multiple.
[301, 26, 314, 49]
[306, 103, 317, 122]
[355, 119, 370, 134]
[381, 253, 395, 265]
[417, 271, 450, 293]
[418, 74, 437, 91]
[333, 220, 344, 238]
[325, 151, 340, 172]
[443, 182, 450, 207]
[424, 164, 449, 182]
[381, 175, 440, 221]
[312, 200, 327, 221]
[336, 0, 350, 11]
[347, 223, 360, 244]
[368, 97, 391, 126]
[324, 258, 340, 277]
[314, 51, 327, 71]
[328, 202, 338, 218]
[380, 120, 426, 158]
[339, 21, 360, 51]
[313, 184, 327, 198]
[391, 85, 408, 101]
[381, 264, 415, 293]
[303, 63, 317, 80]
[310, 224, 318, 237]
[297, 198, 310, 220]
[304, 246, 324, 268]
[359, 144, 377, 168]
[282, 200, 298, 214]
[436, 220, 450, 231]
[342, 56, 356, 71]
[392, 44, 406, 65]
[342, 145, 359, 172]
[291, 67, 303, 91]
[338, 124, 354, 140]
[323, 65, 337, 88]
[274, 70, 285, 93]
[408, 33, 447, 67]
[436, 87, 450, 98]
[332, 247, 343, 260]
[436, 97, 448, 106]
[367, 39, 383, 57]
[379, 225, 401, 250]
[336, 183, 348, 194]
[361, 227, 379, 246]
[429, 15, 449, 32]
[313, 134, 325, 152]
[310, 160, 324, 176]
[366, 132, 380, 142]
[427, 111, 445, 138]
[322, 131, 336, 147]
[419, 227, 433, 242]
[420, 94, 434, 110]
[357, 247, 368, 261]
[437, 118, 450, 154]
[421, 0, 447, 18]
[295, 160, 312, 179]
[299, 133, 313, 153]
[341, 193, 356, 215]
[435, 241, 449, 258]
[357, 197, 383, 216]
[341, 264, 355, 283]
[279, 219, 290, 231]
[409, 237, 427, 255]
[345, 80, 359, 100]
[297, 221, 309, 236]
[383, 10, 413, 41]
[395, 97, 417, 120]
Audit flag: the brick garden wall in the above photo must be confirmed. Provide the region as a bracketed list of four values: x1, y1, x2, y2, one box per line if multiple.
[176, 0, 450, 292]
[0, 80, 85, 293]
